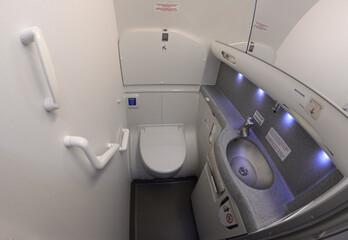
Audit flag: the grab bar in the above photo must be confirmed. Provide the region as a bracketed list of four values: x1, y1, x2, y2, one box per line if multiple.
[119, 128, 129, 152]
[64, 128, 129, 170]
[20, 26, 60, 112]
[64, 136, 120, 170]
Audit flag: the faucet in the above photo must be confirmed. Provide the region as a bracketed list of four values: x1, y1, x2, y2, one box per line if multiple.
[238, 117, 254, 138]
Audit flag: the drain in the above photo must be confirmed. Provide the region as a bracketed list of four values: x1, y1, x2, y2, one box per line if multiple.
[238, 167, 248, 176]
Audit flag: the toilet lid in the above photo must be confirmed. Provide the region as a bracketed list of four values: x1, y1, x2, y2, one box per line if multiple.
[140, 126, 186, 174]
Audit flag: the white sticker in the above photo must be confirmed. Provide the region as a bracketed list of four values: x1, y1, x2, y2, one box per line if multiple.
[253, 110, 264, 126]
[305, 97, 324, 120]
[266, 127, 291, 161]
[219, 199, 237, 227]
[154, 3, 179, 12]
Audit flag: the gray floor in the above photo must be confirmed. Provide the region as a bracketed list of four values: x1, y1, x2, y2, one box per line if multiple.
[130, 177, 199, 240]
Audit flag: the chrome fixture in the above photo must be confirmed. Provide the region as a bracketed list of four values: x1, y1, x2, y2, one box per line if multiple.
[272, 102, 281, 113]
[238, 117, 254, 138]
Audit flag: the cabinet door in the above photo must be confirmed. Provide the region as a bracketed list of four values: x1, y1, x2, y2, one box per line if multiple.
[247, 0, 348, 112]
[191, 164, 246, 240]
[247, 0, 318, 65]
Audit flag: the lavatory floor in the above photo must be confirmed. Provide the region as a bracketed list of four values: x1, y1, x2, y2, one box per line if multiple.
[130, 177, 199, 240]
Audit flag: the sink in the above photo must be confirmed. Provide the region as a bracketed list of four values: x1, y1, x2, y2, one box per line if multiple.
[226, 138, 274, 190]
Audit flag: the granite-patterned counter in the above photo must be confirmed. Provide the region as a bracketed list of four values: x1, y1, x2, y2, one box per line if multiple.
[201, 86, 294, 233]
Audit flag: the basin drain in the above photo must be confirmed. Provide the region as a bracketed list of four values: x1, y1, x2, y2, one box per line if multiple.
[238, 167, 248, 176]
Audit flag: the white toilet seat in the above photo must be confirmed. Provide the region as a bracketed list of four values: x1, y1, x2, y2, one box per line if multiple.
[140, 125, 186, 178]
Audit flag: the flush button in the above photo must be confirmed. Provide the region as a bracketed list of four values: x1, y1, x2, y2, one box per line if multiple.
[126, 94, 140, 109]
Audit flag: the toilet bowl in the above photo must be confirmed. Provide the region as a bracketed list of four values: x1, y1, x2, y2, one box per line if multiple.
[139, 125, 186, 178]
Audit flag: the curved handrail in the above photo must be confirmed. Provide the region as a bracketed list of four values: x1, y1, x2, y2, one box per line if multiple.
[64, 128, 129, 170]
[20, 26, 60, 112]
[64, 136, 120, 170]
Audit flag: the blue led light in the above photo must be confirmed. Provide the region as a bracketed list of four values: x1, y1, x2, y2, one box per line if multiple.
[282, 112, 295, 126]
[317, 150, 332, 166]
[237, 73, 243, 80]
[285, 112, 294, 121]
[257, 88, 265, 96]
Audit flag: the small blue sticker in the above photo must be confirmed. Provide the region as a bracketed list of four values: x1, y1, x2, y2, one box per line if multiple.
[128, 98, 136, 106]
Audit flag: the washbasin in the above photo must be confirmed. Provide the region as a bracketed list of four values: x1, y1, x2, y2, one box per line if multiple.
[226, 138, 274, 190]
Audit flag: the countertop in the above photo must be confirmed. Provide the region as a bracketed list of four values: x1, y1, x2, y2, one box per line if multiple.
[201, 86, 294, 233]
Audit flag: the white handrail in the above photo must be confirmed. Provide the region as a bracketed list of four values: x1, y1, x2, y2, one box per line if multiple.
[64, 136, 120, 170]
[119, 128, 129, 152]
[64, 128, 129, 170]
[20, 26, 60, 112]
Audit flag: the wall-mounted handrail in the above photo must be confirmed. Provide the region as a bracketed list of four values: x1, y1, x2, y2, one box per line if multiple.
[20, 26, 60, 112]
[64, 136, 120, 170]
[64, 128, 129, 170]
[119, 128, 129, 152]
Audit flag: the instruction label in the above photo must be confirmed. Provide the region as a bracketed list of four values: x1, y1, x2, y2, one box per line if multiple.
[219, 198, 237, 228]
[266, 127, 291, 161]
[254, 21, 268, 31]
[154, 3, 179, 12]
[253, 110, 264, 126]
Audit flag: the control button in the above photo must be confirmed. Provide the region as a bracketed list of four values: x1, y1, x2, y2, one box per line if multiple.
[126, 94, 140, 108]
[128, 98, 136, 106]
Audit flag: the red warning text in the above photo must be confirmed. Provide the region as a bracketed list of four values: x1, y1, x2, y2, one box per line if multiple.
[154, 3, 179, 12]
[254, 21, 269, 31]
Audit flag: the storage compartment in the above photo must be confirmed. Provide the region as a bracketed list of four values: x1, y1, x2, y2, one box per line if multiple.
[119, 30, 207, 85]
[191, 162, 246, 240]
[197, 94, 222, 174]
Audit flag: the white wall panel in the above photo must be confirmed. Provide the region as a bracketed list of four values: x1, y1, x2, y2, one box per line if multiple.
[120, 30, 207, 85]
[125, 93, 162, 126]
[113, 0, 255, 46]
[275, 0, 348, 109]
[113, 0, 256, 85]
[0, 0, 129, 239]
[248, 0, 318, 64]
[162, 93, 200, 124]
